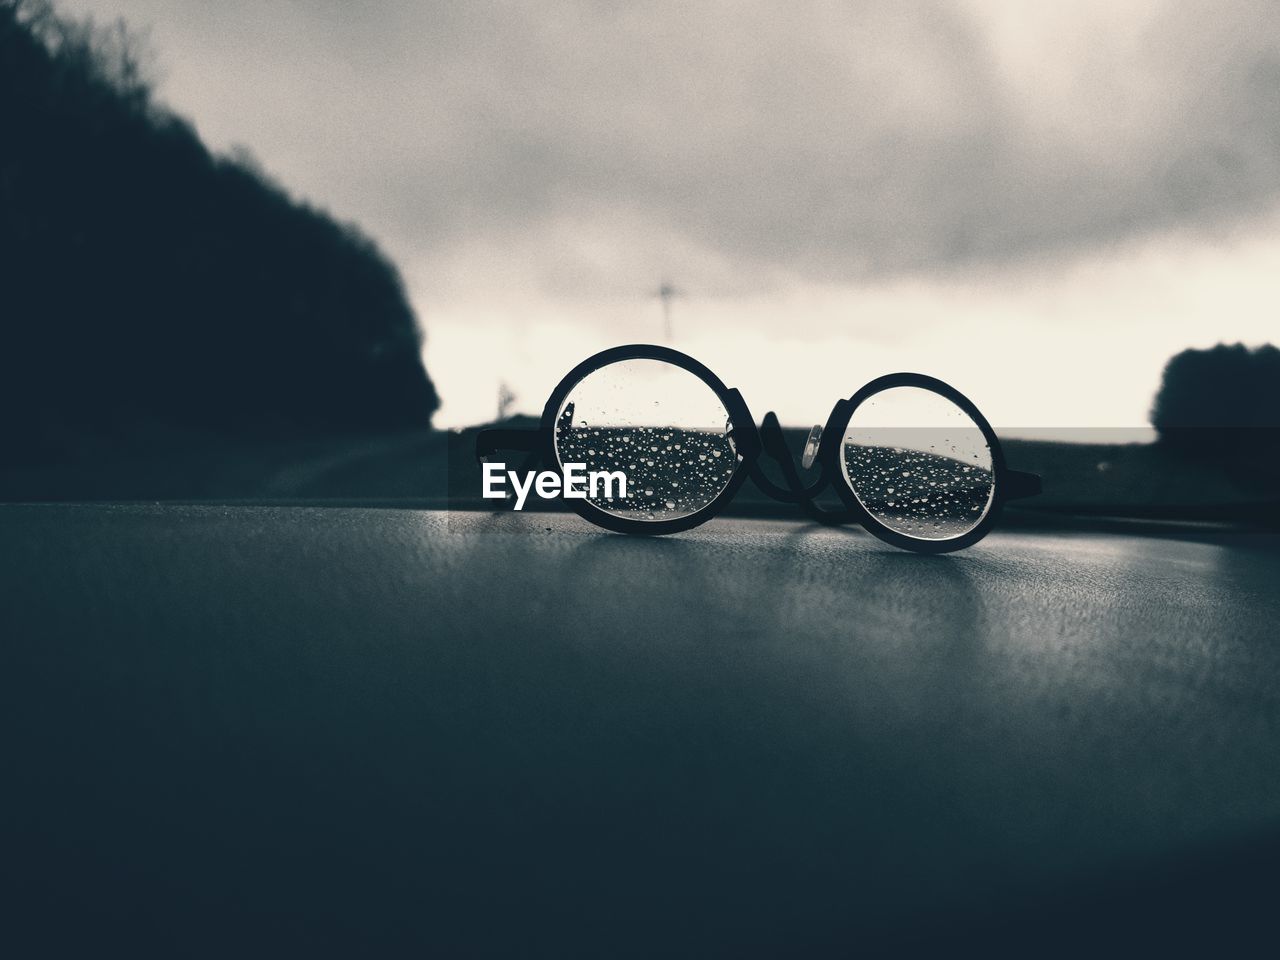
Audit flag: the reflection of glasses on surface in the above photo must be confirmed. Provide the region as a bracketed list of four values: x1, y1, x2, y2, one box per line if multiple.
[476, 345, 1041, 553]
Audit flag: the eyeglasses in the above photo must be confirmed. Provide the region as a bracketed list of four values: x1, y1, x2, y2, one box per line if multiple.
[476, 345, 1041, 553]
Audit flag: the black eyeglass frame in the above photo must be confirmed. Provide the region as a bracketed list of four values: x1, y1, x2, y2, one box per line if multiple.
[476, 344, 1041, 553]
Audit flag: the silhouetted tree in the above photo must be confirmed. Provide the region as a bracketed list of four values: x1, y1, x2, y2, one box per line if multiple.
[1153, 344, 1280, 440]
[0, 0, 439, 467]
[1152, 343, 1280, 490]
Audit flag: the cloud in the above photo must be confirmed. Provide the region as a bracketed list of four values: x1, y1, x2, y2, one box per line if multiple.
[59, 0, 1280, 297]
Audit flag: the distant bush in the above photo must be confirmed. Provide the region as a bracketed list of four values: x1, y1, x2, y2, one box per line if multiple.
[0, 0, 438, 466]
[1153, 344, 1280, 438]
[1152, 343, 1280, 490]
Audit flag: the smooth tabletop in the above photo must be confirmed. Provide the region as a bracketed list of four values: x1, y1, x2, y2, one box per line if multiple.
[4, 505, 1279, 955]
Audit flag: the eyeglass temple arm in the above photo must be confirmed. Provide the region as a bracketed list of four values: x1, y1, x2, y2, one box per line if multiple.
[1002, 469, 1042, 501]
[758, 413, 857, 525]
[749, 460, 827, 503]
[749, 464, 803, 503]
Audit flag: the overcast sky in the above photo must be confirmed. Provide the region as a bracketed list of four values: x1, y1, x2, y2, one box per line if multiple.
[62, 0, 1280, 434]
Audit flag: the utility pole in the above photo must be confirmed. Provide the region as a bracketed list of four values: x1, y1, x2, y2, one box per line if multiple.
[497, 381, 515, 421]
[655, 280, 679, 341]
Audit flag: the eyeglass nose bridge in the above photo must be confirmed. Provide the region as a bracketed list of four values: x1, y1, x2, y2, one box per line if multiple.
[721, 388, 761, 460]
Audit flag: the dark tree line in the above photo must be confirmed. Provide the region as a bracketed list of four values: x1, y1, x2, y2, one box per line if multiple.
[0, 0, 438, 467]
[1153, 343, 1280, 489]
[1153, 343, 1280, 437]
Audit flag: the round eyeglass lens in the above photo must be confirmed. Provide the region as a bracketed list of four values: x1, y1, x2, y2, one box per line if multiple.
[841, 386, 995, 540]
[553, 358, 737, 521]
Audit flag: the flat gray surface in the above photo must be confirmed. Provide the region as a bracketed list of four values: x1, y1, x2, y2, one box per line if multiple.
[4, 505, 1280, 954]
